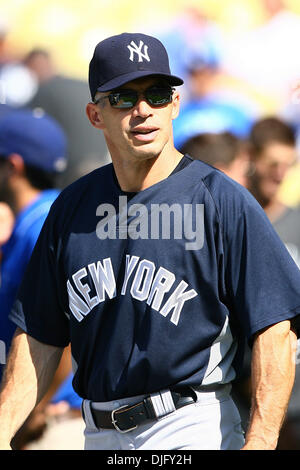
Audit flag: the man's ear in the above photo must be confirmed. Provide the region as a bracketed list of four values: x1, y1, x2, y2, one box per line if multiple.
[86, 103, 105, 129]
[171, 91, 180, 121]
[7, 154, 25, 176]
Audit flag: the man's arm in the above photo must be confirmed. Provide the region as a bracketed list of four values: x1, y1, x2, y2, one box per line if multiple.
[242, 320, 297, 450]
[0, 327, 63, 449]
[10, 345, 73, 450]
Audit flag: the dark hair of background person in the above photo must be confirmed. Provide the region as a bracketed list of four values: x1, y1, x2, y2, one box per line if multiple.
[180, 131, 245, 167]
[0, 156, 56, 190]
[248, 117, 296, 157]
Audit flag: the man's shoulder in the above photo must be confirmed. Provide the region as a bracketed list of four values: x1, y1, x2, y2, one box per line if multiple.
[185, 159, 265, 228]
[55, 162, 113, 203]
[187, 158, 252, 200]
[40, 163, 114, 230]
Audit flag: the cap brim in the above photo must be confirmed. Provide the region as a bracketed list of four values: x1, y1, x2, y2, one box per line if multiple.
[96, 71, 184, 92]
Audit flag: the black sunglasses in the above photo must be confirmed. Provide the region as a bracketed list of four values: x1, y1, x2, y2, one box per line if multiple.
[94, 86, 175, 109]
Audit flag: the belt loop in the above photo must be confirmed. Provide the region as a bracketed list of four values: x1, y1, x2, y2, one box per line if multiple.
[82, 399, 98, 429]
[150, 389, 176, 419]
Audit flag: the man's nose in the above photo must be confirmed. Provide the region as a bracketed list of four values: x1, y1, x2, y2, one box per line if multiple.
[272, 163, 290, 182]
[131, 96, 153, 118]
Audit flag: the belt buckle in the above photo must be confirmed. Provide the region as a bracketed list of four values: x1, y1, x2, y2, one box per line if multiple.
[111, 405, 137, 433]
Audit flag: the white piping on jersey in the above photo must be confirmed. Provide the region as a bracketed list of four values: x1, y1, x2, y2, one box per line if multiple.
[202, 316, 237, 386]
[0, 340, 6, 365]
[71, 354, 78, 374]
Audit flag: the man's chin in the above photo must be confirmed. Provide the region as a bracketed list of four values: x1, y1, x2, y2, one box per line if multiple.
[130, 144, 162, 161]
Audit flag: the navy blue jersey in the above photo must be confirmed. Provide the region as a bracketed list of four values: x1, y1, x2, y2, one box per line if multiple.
[10, 156, 300, 401]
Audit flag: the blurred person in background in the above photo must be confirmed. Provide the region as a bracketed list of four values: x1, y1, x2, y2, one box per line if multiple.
[0, 107, 16, 249]
[0, 107, 84, 449]
[0, 202, 15, 302]
[180, 131, 250, 187]
[280, 74, 300, 210]
[247, 117, 300, 258]
[172, 39, 255, 151]
[244, 116, 300, 449]
[0, 47, 39, 108]
[157, 6, 224, 90]
[0, 107, 67, 374]
[23, 48, 56, 85]
[158, 5, 261, 151]
[0, 45, 55, 109]
[0, 202, 14, 247]
[0, 18, 20, 68]
[0, 39, 110, 188]
[27, 64, 110, 188]
[0, 27, 39, 108]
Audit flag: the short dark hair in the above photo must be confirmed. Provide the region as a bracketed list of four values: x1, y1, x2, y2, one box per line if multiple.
[180, 132, 244, 167]
[248, 117, 296, 157]
[0, 156, 56, 190]
[24, 164, 56, 190]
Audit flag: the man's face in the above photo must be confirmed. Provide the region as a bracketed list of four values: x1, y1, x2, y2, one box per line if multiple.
[250, 142, 296, 204]
[0, 202, 14, 245]
[89, 77, 180, 163]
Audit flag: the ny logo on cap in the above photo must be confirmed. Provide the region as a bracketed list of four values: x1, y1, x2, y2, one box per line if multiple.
[127, 40, 150, 63]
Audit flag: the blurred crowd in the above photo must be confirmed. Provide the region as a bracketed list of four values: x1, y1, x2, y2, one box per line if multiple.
[0, 0, 300, 450]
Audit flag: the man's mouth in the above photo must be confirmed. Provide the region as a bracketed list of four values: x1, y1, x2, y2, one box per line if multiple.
[130, 127, 159, 142]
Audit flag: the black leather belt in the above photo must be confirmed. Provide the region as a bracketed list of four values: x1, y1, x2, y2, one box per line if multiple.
[89, 387, 197, 433]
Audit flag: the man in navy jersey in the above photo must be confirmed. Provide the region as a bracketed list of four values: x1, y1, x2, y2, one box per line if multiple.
[0, 33, 300, 451]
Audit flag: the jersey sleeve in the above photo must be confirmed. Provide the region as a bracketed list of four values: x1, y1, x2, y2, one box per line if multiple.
[221, 182, 300, 341]
[9, 198, 70, 347]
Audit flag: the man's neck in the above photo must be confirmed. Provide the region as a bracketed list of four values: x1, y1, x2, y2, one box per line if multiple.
[111, 148, 184, 192]
[14, 184, 41, 215]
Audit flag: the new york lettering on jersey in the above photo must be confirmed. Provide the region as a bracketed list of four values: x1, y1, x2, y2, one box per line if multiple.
[67, 255, 198, 326]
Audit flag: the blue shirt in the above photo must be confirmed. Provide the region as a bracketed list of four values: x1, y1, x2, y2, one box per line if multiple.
[50, 372, 83, 409]
[0, 189, 59, 380]
[10, 157, 300, 402]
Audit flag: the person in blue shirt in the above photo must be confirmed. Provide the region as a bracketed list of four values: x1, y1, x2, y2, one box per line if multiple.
[0, 108, 84, 449]
[170, 33, 256, 151]
[0, 108, 67, 380]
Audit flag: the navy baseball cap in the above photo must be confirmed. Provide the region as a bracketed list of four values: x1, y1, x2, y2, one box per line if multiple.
[89, 32, 184, 99]
[0, 108, 67, 173]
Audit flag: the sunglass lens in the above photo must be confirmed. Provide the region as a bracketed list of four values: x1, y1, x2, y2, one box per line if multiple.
[108, 88, 173, 108]
[110, 91, 138, 108]
[146, 88, 172, 106]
